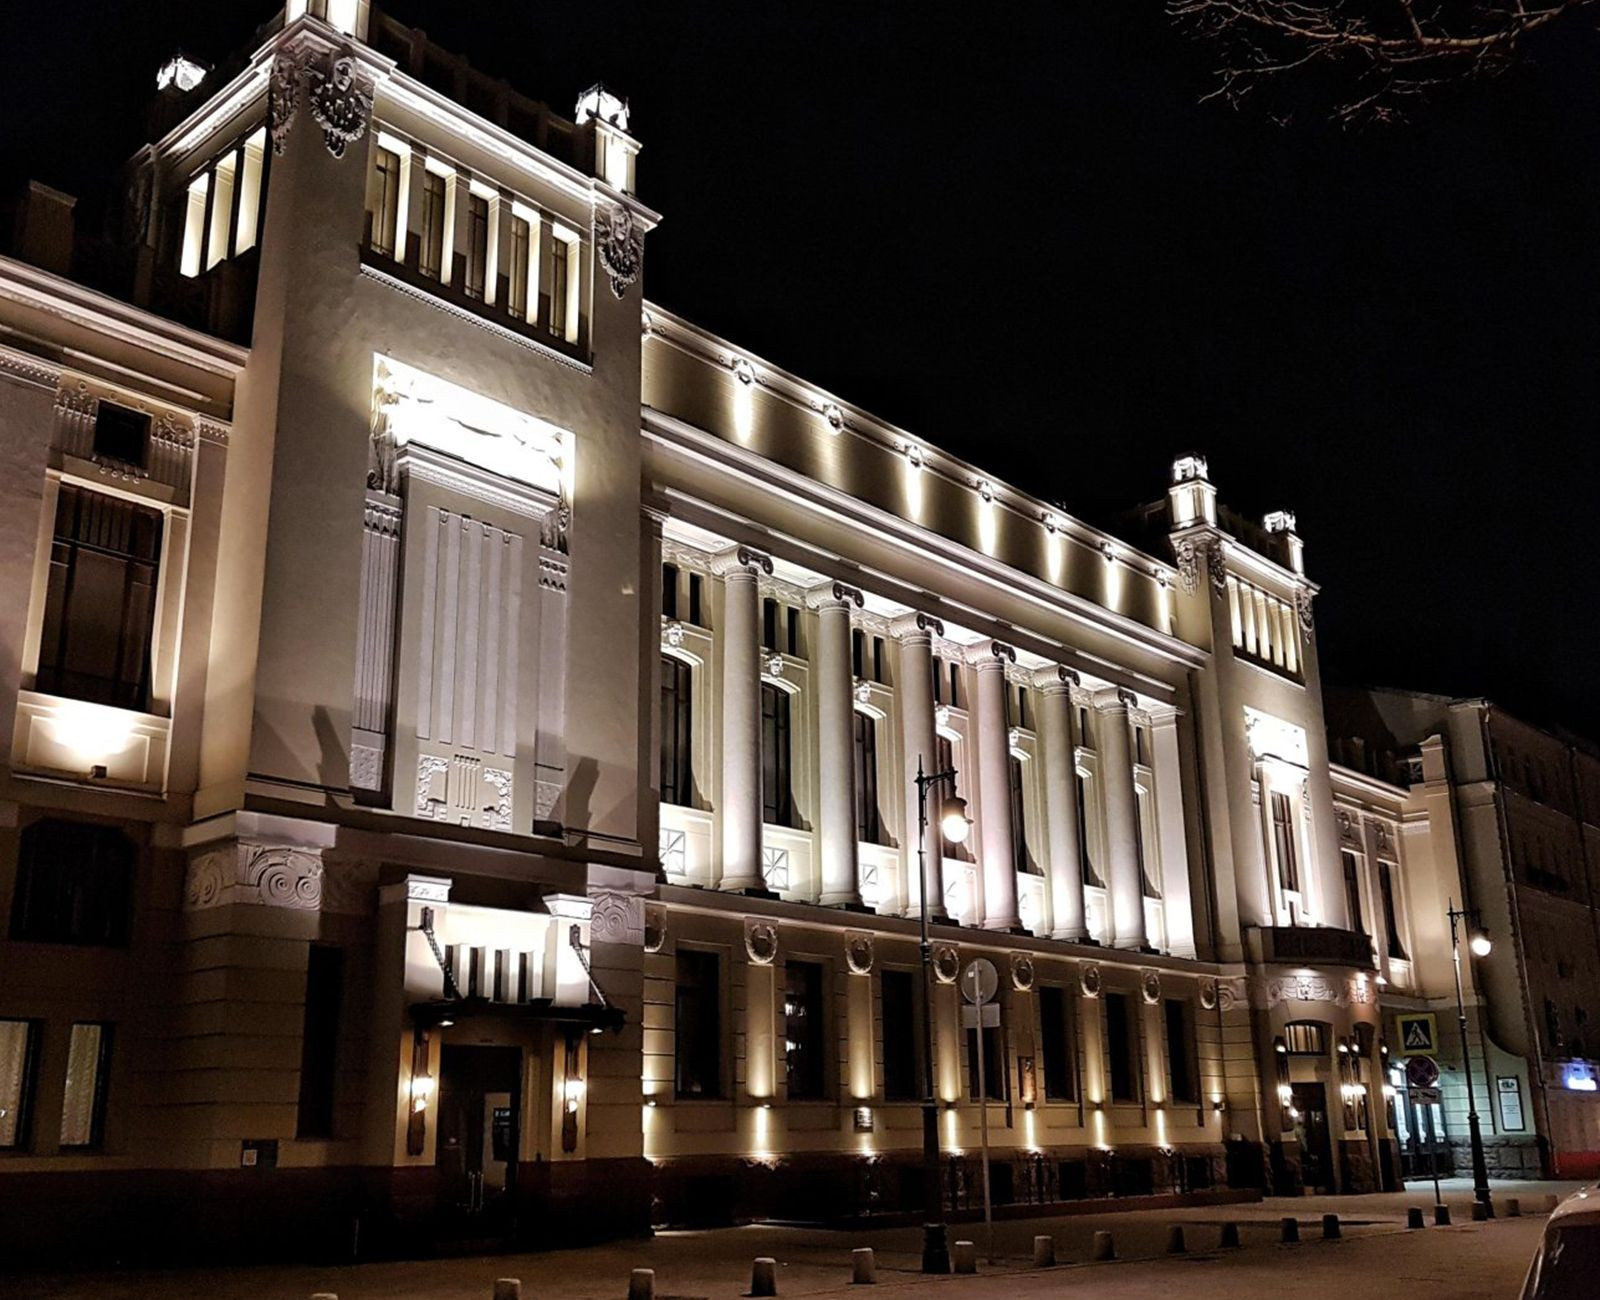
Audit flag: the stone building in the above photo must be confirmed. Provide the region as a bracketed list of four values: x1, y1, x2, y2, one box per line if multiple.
[0, 0, 1405, 1264]
[1328, 689, 1600, 1181]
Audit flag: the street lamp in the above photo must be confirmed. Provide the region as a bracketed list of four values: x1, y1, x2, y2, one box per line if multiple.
[1448, 899, 1494, 1215]
[913, 757, 969, 1274]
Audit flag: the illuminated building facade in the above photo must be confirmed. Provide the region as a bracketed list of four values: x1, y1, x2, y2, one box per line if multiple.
[0, 0, 1464, 1262]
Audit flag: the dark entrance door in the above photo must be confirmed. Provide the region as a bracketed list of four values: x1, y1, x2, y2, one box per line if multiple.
[1291, 1082, 1335, 1192]
[436, 1045, 522, 1231]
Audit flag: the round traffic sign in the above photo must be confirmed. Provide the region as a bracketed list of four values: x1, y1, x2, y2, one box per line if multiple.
[1405, 1055, 1440, 1089]
[960, 958, 999, 1006]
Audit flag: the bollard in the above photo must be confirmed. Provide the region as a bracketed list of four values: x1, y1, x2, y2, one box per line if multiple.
[851, 1247, 876, 1285]
[1407, 1207, 1426, 1229]
[1470, 1202, 1489, 1222]
[1092, 1230, 1116, 1262]
[1219, 1221, 1241, 1249]
[1434, 1205, 1452, 1227]
[1166, 1225, 1187, 1254]
[1280, 1216, 1300, 1243]
[1545, 1194, 1560, 1213]
[953, 1240, 977, 1275]
[493, 1281, 522, 1300]
[751, 1257, 778, 1297]
[1032, 1234, 1055, 1268]
[629, 1267, 656, 1300]
[1322, 1214, 1341, 1241]
[1506, 1198, 1522, 1218]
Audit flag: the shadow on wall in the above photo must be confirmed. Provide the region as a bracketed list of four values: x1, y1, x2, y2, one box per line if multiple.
[313, 704, 350, 792]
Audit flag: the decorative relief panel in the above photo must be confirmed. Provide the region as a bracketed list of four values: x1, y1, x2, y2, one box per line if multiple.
[642, 903, 666, 953]
[185, 842, 324, 911]
[1141, 970, 1162, 1005]
[932, 943, 960, 984]
[744, 919, 779, 966]
[596, 203, 644, 299]
[589, 889, 645, 945]
[1250, 974, 1374, 1010]
[1199, 977, 1218, 1010]
[1078, 962, 1103, 998]
[1010, 952, 1036, 992]
[53, 381, 194, 497]
[845, 932, 874, 976]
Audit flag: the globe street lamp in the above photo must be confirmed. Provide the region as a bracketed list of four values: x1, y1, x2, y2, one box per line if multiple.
[913, 757, 969, 1274]
[1448, 899, 1494, 1214]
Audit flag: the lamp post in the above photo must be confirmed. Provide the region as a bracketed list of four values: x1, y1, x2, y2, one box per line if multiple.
[913, 757, 969, 1274]
[1447, 899, 1494, 1215]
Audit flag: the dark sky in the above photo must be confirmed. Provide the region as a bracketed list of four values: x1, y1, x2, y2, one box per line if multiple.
[4, 3, 1598, 737]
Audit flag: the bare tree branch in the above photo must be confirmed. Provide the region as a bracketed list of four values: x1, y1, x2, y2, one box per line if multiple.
[1167, 0, 1593, 122]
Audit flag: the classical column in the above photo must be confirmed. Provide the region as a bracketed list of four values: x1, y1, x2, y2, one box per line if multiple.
[892, 612, 945, 919]
[713, 546, 772, 891]
[971, 642, 1020, 931]
[1035, 666, 1087, 941]
[1097, 687, 1148, 950]
[807, 581, 865, 907]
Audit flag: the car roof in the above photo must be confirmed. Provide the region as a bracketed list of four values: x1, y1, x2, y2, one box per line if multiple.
[1548, 1186, 1600, 1225]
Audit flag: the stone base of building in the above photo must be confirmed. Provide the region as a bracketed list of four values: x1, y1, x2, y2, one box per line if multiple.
[0, 1158, 654, 1269]
[650, 1144, 1246, 1228]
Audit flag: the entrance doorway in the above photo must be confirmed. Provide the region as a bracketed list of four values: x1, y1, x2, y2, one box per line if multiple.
[1291, 1082, 1335, 1192]
[436, 1045, 522, 1229]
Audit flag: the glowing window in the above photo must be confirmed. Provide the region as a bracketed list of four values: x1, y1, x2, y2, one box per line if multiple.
[179, 172, 209, 278]
[205, 153, 236, 270]
[235, 128, 265, 253]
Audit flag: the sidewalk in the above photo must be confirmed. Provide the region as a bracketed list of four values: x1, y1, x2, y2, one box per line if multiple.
[9, 1178, 1582, 1300]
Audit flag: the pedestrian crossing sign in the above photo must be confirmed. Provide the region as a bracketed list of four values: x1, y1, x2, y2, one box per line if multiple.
[1397, 1012, 1438, 1053]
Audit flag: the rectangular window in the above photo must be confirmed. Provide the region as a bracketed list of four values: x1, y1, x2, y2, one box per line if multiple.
[1077, 770, 1104, 888]
[661, 563, 679, 619]
[936, 733, 962, 858]
[36, 484, 163, 710]
[1105, 992, 1139, 1102]
[660, 655, 693, 807]
[872, 636, 885, 683]
[463, 193, 490, 299]
[1342, 850, 1366, 934]
[932, 656, 944, 704]
[368, 147, 402, 256]
[948, 662, 961, 709]
[854, 711, 881, 843]
[1039, 985, 1077, 1102]
[1378, 862, 1407, 959]
[235, 128, 265, 254]
[179, 172, 209, 278]
[1136, 785, 1160, 898]
[852, 628, 865, 679]
[881, 969, 922, 1101]
[965, 1017, 1007, 1101]
[687, 573, 703, 625]
[11, 819, 133, 946]
[762, 598, 779, 652]
[506, 214, 531, 319]
[1270, 791, 1300, 894]
[1164, 999, 1199, 1104]
[548, 231, 574, 339]
[786, 606, 800, 656]
[205, 152, 236, 270]
[93, 402, 151, 468]
[674, 949, 721, 1099]
[419, 170, 447, 278]
[761, 683, 794, 827]
[1283, 1020, 1328, 1055]
[296, 945, 343, 1138]
[1009, 755, 1030, 874]
[59, 1022, 112, 1149]
[0, 1020, 39, 1150]
[783, 960, 827, 1100]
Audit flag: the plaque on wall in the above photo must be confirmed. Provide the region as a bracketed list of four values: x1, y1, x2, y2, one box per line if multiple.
[1497, 1075, 1526, 1132]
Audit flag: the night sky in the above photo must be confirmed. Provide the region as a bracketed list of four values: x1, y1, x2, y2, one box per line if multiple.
[4, 3, 1597, 737]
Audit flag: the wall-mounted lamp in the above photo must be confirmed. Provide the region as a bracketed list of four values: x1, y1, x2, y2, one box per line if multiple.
[410, 1072, 434, 1114]
[853, 1106, 873, 1132]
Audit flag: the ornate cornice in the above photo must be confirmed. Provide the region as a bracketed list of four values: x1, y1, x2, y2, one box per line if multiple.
[0, 344, 62, 392]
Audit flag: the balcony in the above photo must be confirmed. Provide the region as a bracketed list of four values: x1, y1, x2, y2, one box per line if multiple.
[1246, 923, 1375, 969]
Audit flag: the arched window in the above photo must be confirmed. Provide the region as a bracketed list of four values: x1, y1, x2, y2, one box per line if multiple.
[10, 819, 133, 946]
[1283, 1021, 1329, 1057]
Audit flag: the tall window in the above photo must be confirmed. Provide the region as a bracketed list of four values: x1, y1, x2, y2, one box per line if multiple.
[1077, 771, 1104, 888]
[548, 232, 572, 338]
[369, 145, 402, 256]
[1104, 992, 1139, 1102]
[37, 484, 163, 710]
[11, 819, 133, 947]
[762, 598, 779, 651]
[761, 684, 794, 827]
[881, 969, 923, 1101]
[462, 193, 489, 299]
[1039, 985, 1078, 1102]
[0, 1020, 39, 1150]
[674, 949, 721, 1098]
[1270, 791, 1300, 894]
[59, 1022, 113, 1149]
[178, 128, 266, 277]
[419, 170, 447, 278]
[687, 573, 704, 625]
[506, 214, 531, 319]
[1164, 999, 1199, 1104]
[1377, 862, 1407, 959]
[936, 734, 963, 859]
[783, 961, 827, 1100]
[1342, 850, 1367, 934]
[296, 945, 344, 1139]
[661, 563, 679, 619]
[1136, 786, 1161, 898]
[1009, 755, 1031, 874]
[852, 628, 865, 678]
[853, 711, 881, 843]
[660, 655, 693, 807]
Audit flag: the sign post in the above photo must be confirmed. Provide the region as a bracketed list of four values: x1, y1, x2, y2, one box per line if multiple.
[959, 958, 999, 1264]
[1406, 1055, 1442, 1205]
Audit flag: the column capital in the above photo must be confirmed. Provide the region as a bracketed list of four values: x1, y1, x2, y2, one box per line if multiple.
[1093, 686, 1139, 712]
[805, 580, 865, 611]
[889, 610, 944, 640]
[1032, 664, 1081, 694]
[710, 545, 773, 579]
[965, 639, 1016, 669]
